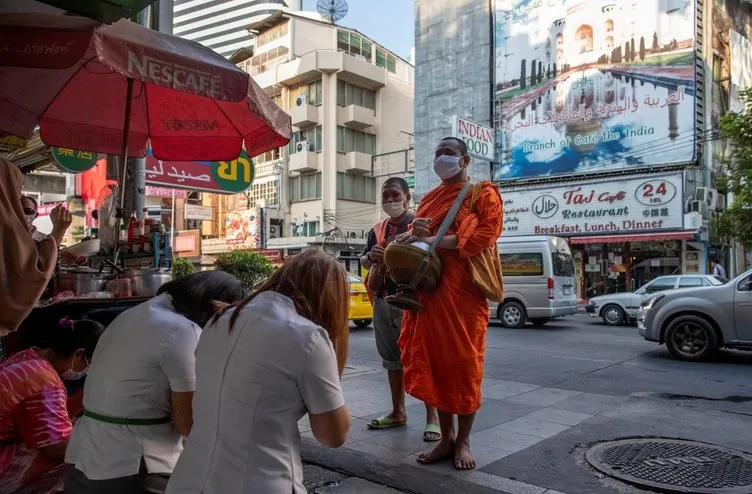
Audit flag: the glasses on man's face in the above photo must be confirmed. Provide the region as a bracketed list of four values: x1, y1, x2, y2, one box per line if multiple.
[23, 207, 37, 217]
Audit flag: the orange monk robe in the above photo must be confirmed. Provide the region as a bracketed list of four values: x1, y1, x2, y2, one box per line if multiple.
[398, 180, 503, 416]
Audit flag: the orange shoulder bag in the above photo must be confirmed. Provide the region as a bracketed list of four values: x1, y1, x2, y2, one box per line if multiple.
[467, 183, 504, 302]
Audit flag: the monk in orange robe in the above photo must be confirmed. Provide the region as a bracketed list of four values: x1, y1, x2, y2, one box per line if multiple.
[395, 137, 503, 470]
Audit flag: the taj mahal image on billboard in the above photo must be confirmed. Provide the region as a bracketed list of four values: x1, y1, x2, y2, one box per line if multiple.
[494, 0, 697, 180]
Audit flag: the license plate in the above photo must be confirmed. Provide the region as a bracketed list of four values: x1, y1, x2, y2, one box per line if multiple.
[362, 293, 369, 301]
[563, 287, 572, 295]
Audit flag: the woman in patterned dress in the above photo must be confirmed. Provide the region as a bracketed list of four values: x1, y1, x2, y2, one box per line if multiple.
[0, 318, 103, 494]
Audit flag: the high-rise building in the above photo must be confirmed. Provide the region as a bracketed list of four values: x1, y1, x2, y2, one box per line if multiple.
[173, 0, 301, 58]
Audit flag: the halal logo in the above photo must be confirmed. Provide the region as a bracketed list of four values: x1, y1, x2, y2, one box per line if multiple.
[532, 194, 559, 219]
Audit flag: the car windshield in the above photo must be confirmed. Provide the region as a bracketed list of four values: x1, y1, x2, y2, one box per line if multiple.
[710, 276, 728, 285]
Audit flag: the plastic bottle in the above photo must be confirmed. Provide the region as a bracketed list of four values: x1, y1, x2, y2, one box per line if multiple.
[127, 212, 138, 243]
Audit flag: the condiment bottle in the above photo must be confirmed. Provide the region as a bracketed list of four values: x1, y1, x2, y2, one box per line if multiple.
[127, 212, 138, 242]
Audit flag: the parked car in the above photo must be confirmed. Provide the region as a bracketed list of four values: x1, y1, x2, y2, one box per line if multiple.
[348, 273, 373, 328]
[490, 236, 578, 328]
[586, 274, 727, 326]
[637, 269, 752, 361]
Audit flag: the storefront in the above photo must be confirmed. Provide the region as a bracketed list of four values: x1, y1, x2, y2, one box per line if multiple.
[502, 172, 701, 298]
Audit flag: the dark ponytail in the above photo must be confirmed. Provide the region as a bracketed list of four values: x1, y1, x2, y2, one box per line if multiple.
[41, 317, 105, 359]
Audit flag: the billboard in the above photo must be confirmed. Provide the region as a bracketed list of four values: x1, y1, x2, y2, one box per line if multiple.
[225, 208, 262, 249]
[494, 0, 697, 180]
[502, 173, 685, 236]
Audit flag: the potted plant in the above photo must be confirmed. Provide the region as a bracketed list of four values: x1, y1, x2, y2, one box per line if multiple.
[215, 250, 274, 291]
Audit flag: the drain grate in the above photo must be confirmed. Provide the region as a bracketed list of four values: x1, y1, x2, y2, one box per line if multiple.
[585, 438, 752, 493]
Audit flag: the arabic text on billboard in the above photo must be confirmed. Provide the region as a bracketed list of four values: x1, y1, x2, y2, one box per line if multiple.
[502, 173, 684, 236]
[494, 0, 697, 180]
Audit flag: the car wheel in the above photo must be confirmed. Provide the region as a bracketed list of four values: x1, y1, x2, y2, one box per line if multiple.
[530, 318, 550, 327]
[498, 301, 526, 329]
[665, 315, 718, 361]
[601, 304, 625, 326]
[354, 319, 372, 328]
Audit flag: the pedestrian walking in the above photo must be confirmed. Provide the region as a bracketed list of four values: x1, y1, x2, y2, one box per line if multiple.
[710, 258, 727, 279]
[360, 177, 441, 441]
[394, 137, 503, 470]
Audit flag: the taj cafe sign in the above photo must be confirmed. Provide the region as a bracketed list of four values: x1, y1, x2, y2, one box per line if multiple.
[502, 173, 685, 237]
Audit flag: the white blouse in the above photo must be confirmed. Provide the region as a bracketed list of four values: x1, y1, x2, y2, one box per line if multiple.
[65, 294, 200, 479]
[166, 291, 345, 494]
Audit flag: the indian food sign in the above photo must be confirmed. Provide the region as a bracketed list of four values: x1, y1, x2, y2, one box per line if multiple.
[502, 173, 684, 236]
[452, 116, 495, 161]
[493, 0, 697, 180]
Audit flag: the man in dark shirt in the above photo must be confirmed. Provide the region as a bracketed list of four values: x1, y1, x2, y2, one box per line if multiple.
[360, 177, 440, 441]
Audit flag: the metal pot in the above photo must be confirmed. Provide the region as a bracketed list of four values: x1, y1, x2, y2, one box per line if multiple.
[53, 270, 113, 296]
[125, 270, 174, 297]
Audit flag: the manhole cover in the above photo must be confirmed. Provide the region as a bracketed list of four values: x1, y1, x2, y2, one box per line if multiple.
[585, 438, 752, 493]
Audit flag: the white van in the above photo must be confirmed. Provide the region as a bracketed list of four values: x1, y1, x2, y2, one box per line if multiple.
[489, 235, 578, 328]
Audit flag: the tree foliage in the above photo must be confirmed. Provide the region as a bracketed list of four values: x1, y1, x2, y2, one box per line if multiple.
[711, 87, 752, 248]
[215, 250, 274, 291]
[171, 257, 195, 279]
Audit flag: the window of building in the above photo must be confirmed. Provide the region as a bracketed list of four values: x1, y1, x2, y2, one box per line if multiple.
[256, 21, 288, 47]
[336, 172, 376, 203]
[289, 172, 322, 202]
[336, 126, 376, 155]
[337, 30, 373, 61]
[256, 148, 282, 163]
[292, 220, 320, 237]
[290, 80, 323, 106]
[336, 80, 376, 109]
[500, 253, 544, 276]
[246, 179, 279, 207]
[289, 126, 323, 153]
[250, 46, 289, 75]
[375, 48, 397, 74]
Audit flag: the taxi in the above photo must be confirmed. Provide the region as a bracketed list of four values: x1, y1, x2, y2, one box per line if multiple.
[348, 273, 372, 328]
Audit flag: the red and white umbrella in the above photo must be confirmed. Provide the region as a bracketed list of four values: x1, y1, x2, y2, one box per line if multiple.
[0, 13, 291, 162]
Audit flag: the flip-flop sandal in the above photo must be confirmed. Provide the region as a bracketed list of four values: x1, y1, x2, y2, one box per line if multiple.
[367, 415, 407, 429]
[423, 423, 442, 442]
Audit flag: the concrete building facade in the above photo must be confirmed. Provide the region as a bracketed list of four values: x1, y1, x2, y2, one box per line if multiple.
[201, 12, 414, 271]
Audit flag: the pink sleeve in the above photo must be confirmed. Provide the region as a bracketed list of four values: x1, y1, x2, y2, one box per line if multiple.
[14, 384, 72, 449]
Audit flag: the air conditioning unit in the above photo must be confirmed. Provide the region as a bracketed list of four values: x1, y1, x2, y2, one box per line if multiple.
[716, 193, 726, 211]
[268, 224, 280, 238]
[295, 140, 309, 153]
[696, 187, 710, 204]
[691, 200, 709, 218]
[707, 188, 717, 207]
[296, 95, 308, 107]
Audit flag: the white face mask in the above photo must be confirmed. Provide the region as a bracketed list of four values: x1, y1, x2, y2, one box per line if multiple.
[382, 201, 406, 218]
[433, 155, 465, 180]
[61, 356, 89, 381]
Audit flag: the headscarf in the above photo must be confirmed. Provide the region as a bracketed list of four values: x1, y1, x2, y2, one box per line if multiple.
[0, 158, 58, 336]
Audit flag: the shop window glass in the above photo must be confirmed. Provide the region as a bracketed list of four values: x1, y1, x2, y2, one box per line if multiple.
[500, 253, 544, 276]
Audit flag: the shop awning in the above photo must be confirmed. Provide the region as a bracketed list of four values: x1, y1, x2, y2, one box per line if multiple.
[570, 231, 697, 244]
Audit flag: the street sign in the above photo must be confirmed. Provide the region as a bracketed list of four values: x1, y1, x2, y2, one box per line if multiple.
[145, 149, 255, 194]
[51, 147, 99, 173]
[404, 175, 415, 188]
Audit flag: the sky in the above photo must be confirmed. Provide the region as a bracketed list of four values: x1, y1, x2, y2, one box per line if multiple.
[300, 0, 414, 60]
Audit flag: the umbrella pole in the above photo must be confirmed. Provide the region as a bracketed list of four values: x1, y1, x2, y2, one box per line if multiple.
[113, 77, 135, 267]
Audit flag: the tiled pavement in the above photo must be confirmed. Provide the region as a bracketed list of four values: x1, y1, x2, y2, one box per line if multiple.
[299, 365, 627, 494]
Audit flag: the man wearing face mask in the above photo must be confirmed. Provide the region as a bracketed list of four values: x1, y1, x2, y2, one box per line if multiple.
[360, 178, 441, 442]
[394, 137, 503, 470]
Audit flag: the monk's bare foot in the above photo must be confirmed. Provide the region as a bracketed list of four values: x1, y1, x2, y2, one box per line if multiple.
[453, 441, 476, 470]
[417, 438, 454, 464]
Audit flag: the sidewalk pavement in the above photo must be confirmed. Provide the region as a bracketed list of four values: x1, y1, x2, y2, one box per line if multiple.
[299, 363, 752, 494]
[299, 364, 575, 494]
[304, 464, 407, 493]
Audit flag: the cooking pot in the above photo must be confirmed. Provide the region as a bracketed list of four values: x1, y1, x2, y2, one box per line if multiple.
[124, 270, 174, 297]
[53, 269, 114, 296]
